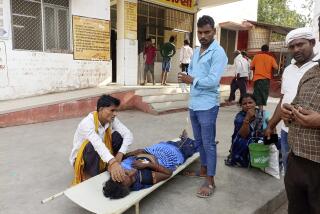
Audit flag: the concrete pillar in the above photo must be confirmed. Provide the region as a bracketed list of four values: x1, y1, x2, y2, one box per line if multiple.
[193, 12, 198, 47]
[116, 0, 138, 85]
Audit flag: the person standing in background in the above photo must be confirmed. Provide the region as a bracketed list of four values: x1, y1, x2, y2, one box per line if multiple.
[142, 38, 157, 85]
[179, 39, 193, 92]
[241, 51, 253, 81]
[225, 50, 249, 104]
[160, 36, 176, 85]
[250, 45, 278, 110]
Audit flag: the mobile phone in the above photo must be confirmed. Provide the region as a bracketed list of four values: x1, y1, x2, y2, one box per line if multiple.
[282, 103, 293, 111]
[263, 134, 279, 145]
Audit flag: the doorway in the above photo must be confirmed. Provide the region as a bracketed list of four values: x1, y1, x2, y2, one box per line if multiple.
[220, 28, 236, 64]
[111, 29, 117, 83]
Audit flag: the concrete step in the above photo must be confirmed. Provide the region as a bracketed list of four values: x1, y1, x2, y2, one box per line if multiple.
[220, 89, 230, 97]
[136, 87, 230, 97]
[0, 84, 234, 127]
[150, 100, 188, 113]
[140, 85, 233, 114]
[142, 93, 189, 103]
[135, 87, 181, 96]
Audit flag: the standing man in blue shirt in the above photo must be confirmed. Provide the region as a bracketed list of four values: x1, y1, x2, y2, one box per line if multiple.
[178, 15, 228, 198]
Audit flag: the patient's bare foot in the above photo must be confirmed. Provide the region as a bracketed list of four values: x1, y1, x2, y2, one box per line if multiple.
[180, 129, 188, 141]
[183, 165, 207, 178]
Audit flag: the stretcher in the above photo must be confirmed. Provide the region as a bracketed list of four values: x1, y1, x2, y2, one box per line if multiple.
[42, 152, 199, 214]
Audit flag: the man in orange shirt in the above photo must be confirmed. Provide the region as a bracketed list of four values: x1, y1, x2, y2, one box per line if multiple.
[250, 45, 278, 110]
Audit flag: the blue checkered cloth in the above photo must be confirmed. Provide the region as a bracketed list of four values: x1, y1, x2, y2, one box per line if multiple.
[144, 142, 184, 171]
[121, 156, 135, 170]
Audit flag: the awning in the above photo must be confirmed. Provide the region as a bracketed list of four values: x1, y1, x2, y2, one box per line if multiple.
[198, 0, 241, 9]
[111, 0, 242, 13]
[244, 20, 294, 35]
[219, 21, 251, 31]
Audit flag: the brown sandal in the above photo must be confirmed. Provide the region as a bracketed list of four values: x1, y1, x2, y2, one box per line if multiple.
[196, 182, 215, 198]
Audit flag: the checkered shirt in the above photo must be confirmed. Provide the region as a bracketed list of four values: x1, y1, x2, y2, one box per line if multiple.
[288, 63, 320, 163]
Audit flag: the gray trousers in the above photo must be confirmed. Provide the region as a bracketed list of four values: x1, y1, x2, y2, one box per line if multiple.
[144, 63, 155, 83]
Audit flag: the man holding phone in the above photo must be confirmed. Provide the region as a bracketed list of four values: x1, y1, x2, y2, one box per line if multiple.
[280, 28, 320, 214]
[265, 27, 319, 172]
[178, 15, 228, 198]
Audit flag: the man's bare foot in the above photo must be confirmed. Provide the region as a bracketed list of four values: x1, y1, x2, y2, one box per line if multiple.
[196, 181, 215, 198]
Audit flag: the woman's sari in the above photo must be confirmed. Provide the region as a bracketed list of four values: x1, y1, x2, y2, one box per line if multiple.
[226, 109, 269, 167]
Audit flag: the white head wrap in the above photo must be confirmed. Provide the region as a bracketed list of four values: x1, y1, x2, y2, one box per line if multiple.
[285, 27, 315, 45]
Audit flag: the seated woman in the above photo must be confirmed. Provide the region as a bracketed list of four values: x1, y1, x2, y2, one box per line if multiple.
[103, 132, 199, 199]
[225, 94, 270, 167]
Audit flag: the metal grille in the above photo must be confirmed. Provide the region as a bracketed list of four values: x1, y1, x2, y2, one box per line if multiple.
[165, 8, 193, 32]
[57, 9, 68, 50]
[44, 6, 55, 49]
[12, 0, 43, 50]
[137, 1, 193, 61]
[110, 4, 116, 30]
[138, 1, 166, 61]
[44, 0, 68, 7]
[11, 0, 69, 52]
[44, 5, 69, 51]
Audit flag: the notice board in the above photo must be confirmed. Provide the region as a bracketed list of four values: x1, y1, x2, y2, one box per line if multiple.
[124, 0, 137, 40]
[73, 16, 110, 61]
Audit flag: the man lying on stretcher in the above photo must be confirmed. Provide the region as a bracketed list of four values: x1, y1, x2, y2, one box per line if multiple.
[103, 130, 199, 199]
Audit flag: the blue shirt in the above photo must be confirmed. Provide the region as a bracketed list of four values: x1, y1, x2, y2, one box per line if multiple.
[144, 142, 184, 171]
[121, 142, 185, 172]
[188, 40, 228, 110]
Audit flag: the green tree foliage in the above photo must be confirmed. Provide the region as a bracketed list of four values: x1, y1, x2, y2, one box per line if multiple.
[258, 0, 308, 28]
[301, 0, 314, 26]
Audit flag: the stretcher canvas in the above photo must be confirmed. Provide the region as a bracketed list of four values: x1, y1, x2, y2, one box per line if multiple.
[64, 152, 200, 214]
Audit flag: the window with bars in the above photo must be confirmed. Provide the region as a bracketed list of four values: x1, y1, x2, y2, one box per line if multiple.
[11, 0, 70, 52]
[137, 1, 193, 62]
[138, 2, 166, 56]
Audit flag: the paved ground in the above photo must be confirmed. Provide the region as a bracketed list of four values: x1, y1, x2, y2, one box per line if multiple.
[274, 201, 288, 214]
[0, 102, 287, 214]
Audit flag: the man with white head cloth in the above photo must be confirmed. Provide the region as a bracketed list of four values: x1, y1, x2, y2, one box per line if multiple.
[265, 27, 318, 172]
[274, 27, 320, 214]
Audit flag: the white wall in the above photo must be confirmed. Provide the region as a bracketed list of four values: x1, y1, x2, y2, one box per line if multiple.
[198, 0, 258, 24]
[194, 0, 258, 76]
[0, 0, 111, 100]
[72, 0, 110, 20]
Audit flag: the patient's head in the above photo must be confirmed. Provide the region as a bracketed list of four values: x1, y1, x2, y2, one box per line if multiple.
[103, 170, 137, 199]
[103, 179, 130, 199]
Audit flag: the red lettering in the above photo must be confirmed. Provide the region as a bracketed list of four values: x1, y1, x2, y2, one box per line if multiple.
[165, 0, 192, 8]
[181, 0, 192, 7]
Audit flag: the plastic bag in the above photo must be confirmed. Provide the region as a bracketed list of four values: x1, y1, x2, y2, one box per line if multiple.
[261, 144, 280, 179]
